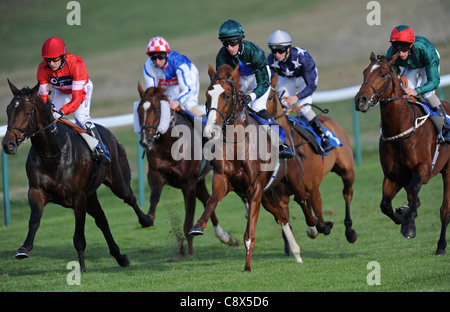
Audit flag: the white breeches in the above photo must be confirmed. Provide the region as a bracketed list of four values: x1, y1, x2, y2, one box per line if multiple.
[52, 79, 93, 129]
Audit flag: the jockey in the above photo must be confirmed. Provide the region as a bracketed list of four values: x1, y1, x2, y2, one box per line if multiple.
[216, 19, 294, 158]
[386, 25, 450, 143]
[267, 30, 333, 153]
[37, 36, 111, 165]
[143, 36, 204, 117]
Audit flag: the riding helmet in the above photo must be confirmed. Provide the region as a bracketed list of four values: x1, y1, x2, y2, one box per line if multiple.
[146, 36, 170, 54]
[389, 25, 415, 43]
[42, 36, 66, 58]
[218, 20, 245, 40]
[268, 30, 292, 49]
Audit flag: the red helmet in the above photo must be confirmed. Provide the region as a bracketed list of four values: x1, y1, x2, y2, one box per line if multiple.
[146, 36, 170, 54]
[42, 36, 66, 58]
[389, 25, 415, 43]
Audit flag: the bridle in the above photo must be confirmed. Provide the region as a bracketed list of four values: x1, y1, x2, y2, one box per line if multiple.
[207, 77, 246, 127]
[360, 57, 395, 107]
[6, 95, 56, 145]
[139, 96, 172, 141]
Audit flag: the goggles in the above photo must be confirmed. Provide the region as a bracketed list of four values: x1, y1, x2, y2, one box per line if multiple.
[221, 38, 240, 47]
[271, 47, 288, 55]
[392, 42, 412, 53]
[149, 53, 167, 61]
[44, 55, 63, 63]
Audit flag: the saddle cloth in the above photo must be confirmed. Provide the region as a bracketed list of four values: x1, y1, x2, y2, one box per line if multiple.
[288, 116, 342, 155]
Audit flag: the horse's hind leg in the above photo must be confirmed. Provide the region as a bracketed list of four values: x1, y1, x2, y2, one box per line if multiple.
[196, 179, 237, 246]
[261, 192, 302, 263]
[437, 168, 450, 255]
[16, 188, 47, 259]
[107, 148, 153, 227]
[340, 168, 357, 243]
[86, 193, 129, 268]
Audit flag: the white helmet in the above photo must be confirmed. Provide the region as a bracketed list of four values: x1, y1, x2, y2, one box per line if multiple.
[268, 30, 292, 49]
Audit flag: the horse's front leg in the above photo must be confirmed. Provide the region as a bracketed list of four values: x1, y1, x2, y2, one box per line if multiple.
[16, 188, 47, 259]
[73, 195, 88, 272]
[400, 170, 423, 238]
[189, 174, 230, 235]
[380, 177, 404, 225]
[147, 170, 164, 224]
[244, 186, 263, 272]
[182, 183, 197, 255]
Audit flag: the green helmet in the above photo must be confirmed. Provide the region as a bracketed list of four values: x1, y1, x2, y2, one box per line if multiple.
[218, 19, 245, 40]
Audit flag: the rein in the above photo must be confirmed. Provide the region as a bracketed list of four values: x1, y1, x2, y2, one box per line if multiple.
[7, 96, 57, 145]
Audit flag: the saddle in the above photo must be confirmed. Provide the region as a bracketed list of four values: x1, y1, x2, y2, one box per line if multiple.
[409, 100, 447, 134]
[55, 117, 99, 151]
[288, 116, 342, 155]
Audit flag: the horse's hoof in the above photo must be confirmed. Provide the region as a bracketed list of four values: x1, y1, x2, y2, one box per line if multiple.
[15, 247, 29, 260]
[307, 226, 318, 239]
[118, 254, 130, 268]
[141, 214, 154, 228]
[189, 225, 204, 236]
[346, 229, 358, 243]
[401, 224, 416, 239]
[435, 249, 446, 256]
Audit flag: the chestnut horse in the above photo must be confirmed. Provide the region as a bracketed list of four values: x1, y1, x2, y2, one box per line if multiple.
[137, 82, 237, 255]
[2, 80, 152, 272]
[267, 75, 357, 250]
[189, 64, 305, 271]
[355, 53, 449, 255]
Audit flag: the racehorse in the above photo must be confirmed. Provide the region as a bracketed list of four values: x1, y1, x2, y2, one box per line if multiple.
[2, 80, 152, 272]
[136, 82, 237, 255]
[355, 53, 449, 255]
[189, 64, 305, 271]
[267, 74, 357, 248]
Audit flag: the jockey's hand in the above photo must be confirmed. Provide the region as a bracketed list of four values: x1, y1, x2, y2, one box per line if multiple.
[52, 110, 64, 120]
[405, 87, 417, 96]
[242, 94, 252, 105]
[169, 100, 181, 110]
[286, 95, 299, 106]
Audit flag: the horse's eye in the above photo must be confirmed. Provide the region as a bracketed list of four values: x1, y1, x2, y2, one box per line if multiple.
[224, 93, 231, 101]
[381, 73, 387, 79]
[155, 108, 160, 114]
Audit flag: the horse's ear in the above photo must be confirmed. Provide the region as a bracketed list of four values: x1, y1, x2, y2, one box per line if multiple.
[271, 73, 278, 88]
[388, 52, 399, 66]
[370, 52, 377, 62]
[208, 64, 215, 81]
[137, 81, 145, 98]
[231, 63, 240, 78]
[7, 79, 19, 95]
[31, 81, 40, 97]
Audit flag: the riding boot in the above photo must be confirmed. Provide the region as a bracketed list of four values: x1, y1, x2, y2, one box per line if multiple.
[86, 123, 111, 166]
[310, 116, 333, 153]
[257, 109, 294, 159]
[437, 104, 450, 144]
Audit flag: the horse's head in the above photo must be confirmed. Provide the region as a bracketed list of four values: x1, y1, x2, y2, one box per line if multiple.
[266, 73, 281, 116]
[2, 79, 44, 154]
[137, 81, 171, 150]
[354, 52, 399, 112]
[204, 64, 242, 139]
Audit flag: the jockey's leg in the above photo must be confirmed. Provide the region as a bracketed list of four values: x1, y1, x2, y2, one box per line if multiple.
[301, 106, 333, 153]
[257, 108, 294, 159]
[426, 93, 450, 143]
[85, 122, 111, 166]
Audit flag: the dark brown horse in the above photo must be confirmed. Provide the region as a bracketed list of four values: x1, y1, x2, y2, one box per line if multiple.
[2, 80, 152, 272]
[189, 64, 305, 271]
[137, 82, 237, 255]
[267, 74, 357, 246]
[355, 53, 449, 255]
